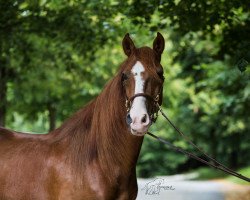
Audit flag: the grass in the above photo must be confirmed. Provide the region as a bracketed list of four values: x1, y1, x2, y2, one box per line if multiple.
[226, 166, 250, 185]
[189, 167, 227, 180]
[189, 166, 250, 185]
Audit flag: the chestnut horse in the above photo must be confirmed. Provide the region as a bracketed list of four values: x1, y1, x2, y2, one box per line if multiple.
[0, 33, 165, 200]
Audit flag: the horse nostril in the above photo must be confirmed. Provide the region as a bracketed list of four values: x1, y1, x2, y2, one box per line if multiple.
[126, 113, 132, 125]
[141, 114, 147, 124]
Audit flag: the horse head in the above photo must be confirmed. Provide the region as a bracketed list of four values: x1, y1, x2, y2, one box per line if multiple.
[121, 32, 165, 136]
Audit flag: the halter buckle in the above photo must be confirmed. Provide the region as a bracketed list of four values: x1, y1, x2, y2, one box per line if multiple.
[125, 99, 130, 112]
[154, 94, 160, 103]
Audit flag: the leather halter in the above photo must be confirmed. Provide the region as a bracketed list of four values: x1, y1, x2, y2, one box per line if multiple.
[125, 93, 160, 123]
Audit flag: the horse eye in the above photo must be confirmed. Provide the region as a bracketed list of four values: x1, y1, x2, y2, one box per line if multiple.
[122, 72, 129, 82]
[157, 70, 164, 80]
[157, 71, 162, 76]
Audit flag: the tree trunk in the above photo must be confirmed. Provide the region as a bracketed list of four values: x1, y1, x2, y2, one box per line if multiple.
[48, 103, 56, 131]
[0, 67, 7, 127]
[230, 134, 240, 169]
[209, 128, 218, 160]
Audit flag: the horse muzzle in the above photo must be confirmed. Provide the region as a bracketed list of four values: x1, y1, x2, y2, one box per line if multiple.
[126, 113, 151, 136]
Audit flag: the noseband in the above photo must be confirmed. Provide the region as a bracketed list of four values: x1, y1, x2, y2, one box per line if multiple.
[125, 93, 160, 123]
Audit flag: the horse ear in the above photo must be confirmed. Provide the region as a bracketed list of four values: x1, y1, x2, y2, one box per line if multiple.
[122, 33, 135, 57]
[153, 32, 165, 57]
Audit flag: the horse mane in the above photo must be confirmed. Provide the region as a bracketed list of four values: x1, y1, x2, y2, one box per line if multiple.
[45, 57, 143, 181]
[47, 48, 162, 180]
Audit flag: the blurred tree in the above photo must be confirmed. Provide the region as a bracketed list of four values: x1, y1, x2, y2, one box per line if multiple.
[0, 0, 123, 129]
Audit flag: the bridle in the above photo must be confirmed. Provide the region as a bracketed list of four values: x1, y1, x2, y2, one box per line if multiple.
[125, 92, 161, 124]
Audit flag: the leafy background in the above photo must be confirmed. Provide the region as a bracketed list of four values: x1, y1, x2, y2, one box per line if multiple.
[0, 0, 249, 178]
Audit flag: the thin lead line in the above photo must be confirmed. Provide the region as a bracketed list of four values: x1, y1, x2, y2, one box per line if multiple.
[147, 132, 250, 182]
[150, 105, 250, 182]
[157, 105, 243, 178]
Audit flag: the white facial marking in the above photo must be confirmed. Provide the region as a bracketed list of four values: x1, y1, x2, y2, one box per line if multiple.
[129, 61, 150, 134]
[132, 61, 145, 94]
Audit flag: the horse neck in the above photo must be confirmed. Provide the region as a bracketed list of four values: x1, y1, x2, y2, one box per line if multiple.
[91, 75, 144, 174]
[55, 74, 144, 179]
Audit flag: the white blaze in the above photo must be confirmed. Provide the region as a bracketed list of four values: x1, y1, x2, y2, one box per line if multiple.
[132, 61, 145, 95]
[129, 61, 149, 134]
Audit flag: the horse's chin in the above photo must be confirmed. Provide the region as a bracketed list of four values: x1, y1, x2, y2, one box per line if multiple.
[130, 128, 147, 137]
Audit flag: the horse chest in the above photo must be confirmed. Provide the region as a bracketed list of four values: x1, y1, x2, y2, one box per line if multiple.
[81, 162, 137, 200]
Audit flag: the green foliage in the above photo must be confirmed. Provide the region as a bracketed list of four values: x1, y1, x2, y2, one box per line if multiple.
[1, 0, 249, 178]
[189, 167, 227, 180]
[188, 166, 250, 185]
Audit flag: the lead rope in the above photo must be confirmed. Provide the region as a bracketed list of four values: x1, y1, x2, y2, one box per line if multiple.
[147, 104, 250, 183]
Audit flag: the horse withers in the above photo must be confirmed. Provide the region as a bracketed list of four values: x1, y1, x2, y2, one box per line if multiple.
[0, 33, 165, 200]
